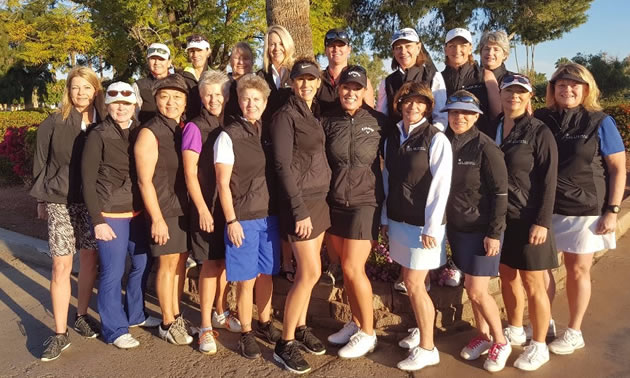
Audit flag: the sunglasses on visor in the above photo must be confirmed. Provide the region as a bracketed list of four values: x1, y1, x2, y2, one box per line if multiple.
[325, 30, 349, 43]
[502, 74, 531, 86]
[107, 90, 134, 97]
[446, 95, 479, 106]
[147, 47, 169, 56]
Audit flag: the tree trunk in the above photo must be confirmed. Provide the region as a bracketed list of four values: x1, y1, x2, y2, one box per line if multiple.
[531, 45, 535, 74]
[266, 0, 313, 58]
[513, 45, 520, 73]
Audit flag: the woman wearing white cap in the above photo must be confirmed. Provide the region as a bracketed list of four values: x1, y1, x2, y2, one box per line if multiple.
[536, 63, 626, 356]
[133, 42, 173, 124]
[377, 27, 447, 132]
[182, 34, 212, 119]
[81, 82, 160, 350]
[31, 66, 105, 361]
[442, 28, 501, 132]
[491, 74, 559, 371]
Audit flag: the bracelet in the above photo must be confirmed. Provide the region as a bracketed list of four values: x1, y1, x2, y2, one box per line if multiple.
[226, 218, 238, 225]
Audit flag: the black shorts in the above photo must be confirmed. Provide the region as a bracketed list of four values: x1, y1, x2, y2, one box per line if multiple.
[328, 205, 380, 241]
[190, 214, 226, 261]
[280, 197, 330, 242]
[149, 215, 190, 256]
[500, 219, 559, 271]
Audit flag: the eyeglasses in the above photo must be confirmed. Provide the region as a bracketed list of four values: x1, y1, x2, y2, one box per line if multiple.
[186, 35, 207, 43]
[502, 74, 531, 86]
[446, 95, 479, 106]
[147, 47, 169, 56]
[325, 30, 349, 44]
[107, 90, 134, 97]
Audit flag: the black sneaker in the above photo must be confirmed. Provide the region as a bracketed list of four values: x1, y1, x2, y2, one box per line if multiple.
[295, 326, 326, 355]
[255, 320, 282, 344]
[74, 315, 100, 338]
[239, 332, 262, 359]
[41, 331, 71, 361]
[274, 340, 311, 374]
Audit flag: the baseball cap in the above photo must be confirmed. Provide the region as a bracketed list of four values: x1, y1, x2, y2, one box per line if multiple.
[324, 28, 350, 46]
[105, 82, 137, 105]
[147, 43, 170, 60]
[440, 91, 483, 114]
[152, 73, 188, 97]
[501, 74, 533, 92]
[391, 28, 420, 46]
[445, 28, 473, 44]
[338, 65, 368, 88]
[290, 61, 321, 80]
[186, 34, 210, 51]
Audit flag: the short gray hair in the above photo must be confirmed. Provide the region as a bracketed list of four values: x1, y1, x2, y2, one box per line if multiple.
[236, 73, 271, 100]
[479, 31, 510, 58]
[199, 70, 230, 97]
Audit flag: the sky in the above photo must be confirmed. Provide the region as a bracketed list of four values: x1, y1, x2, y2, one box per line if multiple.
[432, 0, 629, 79]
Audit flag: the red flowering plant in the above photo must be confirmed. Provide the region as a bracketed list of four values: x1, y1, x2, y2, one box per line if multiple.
[0, 125, 38, 185]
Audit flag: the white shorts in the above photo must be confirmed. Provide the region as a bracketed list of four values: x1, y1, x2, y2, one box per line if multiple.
[552, 214, 616, 254]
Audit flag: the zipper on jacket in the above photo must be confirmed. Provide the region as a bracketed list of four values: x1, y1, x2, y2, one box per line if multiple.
[346, 116, 354, 207]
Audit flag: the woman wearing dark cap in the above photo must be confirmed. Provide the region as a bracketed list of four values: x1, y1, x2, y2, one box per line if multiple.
[134, 73, 193, 346]
[443, 90, 510, 372]
[317, 28, 375, 115]
[323, 65, 389, 360]
[32, 66, 104, 361]
[381, 82, 452, 372]
[223, 42, 255, 122]
[536, 63, 626, 356]
[214, 73, 282, 360]
[441, 28, 501, 131]
[182, 70, 242, 355]
[490, 74, 558, 372]
[82, 82, 159, 350]
[133, 43, 173, 124]
[270, 57, 330, 374]
[377, 27, 447, 131]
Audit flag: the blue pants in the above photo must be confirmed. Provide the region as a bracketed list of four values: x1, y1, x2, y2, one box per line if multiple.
[96, 216, 151, 343]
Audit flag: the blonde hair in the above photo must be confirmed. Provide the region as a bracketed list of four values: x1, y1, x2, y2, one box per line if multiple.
[236, 73, 271, 100]
[60, 66, 104, 120]
[199, 70, 231, 98]
[546, 62, 602, 111]
[230, 42, 255, 66]
[479, 31, 510, 58]
[263, 25, 296, 73]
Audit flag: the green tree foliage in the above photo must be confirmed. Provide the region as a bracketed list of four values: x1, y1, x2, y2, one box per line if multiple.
[310, 0, 351, 56]
[572, 53, 630, 98]
[77, 0, 266, 79]
[349, 52, 386, 95]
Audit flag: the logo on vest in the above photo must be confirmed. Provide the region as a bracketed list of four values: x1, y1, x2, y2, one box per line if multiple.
[457, 158, 476, 166]
[563, 133, 588, 140]
[361, 126, 375, 134]
[507, 140, 528, 145]
[405, 145, 427, 152]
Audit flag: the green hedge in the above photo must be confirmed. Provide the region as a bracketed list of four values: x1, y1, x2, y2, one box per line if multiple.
[605, 103, 630, 150]
[0, 110, 50, 143]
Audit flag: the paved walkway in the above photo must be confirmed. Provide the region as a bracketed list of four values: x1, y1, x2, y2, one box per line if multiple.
[1, 228, 629, 377]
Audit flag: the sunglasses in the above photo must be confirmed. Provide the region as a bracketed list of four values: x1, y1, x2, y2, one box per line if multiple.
[107, 90, 134, 97]
[147, 47, 169, 56]
[186, 35, 207, 43]
[502, 74, 531, 86]
[325, 30, 349, 44]
[446, 95, 479, 106]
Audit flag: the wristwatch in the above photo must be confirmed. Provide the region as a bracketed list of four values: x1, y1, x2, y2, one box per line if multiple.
[606, 205, 621, 214]
[226, 218, 238, 225]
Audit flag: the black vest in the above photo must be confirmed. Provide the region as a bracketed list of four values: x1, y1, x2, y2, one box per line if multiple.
[385, 120, 441, 226]
[188, 108, 224, 225]
[534, 106, 609, 216]
[144, 113, 188, 217]
[223, 118, 276, 220]
[384, 64, 437, 124]
[135, 76, 158, 124]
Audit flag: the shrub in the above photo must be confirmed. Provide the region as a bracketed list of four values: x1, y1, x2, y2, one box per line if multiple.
[0, 110, 49, 143]
[604, 103, 630, 150]
[0, 125, 38, 185]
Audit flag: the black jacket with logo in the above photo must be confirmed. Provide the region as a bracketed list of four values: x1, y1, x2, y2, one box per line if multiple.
[31, 107, 104, 204]
[81, 116, 143, 225]
[534, 106, 609, 216]
[487, 114, 558, 227]
[446, 126, 507, 238]
[143, 113, 188, 218]
[323, 106, 388, 209]
[271, 95, 330, 222]
[223, 117, 277, 220]
[384, 120, 443, 226]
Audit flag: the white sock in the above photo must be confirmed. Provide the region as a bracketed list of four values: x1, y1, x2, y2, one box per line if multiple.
[531, 340, 547, 349]
[200, 326, 213, 333]
[509, 325, 525, 335]
[567, 327, 582, 335]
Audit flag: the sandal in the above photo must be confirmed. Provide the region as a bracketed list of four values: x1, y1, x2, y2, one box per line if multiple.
[279, 269, 296, 283]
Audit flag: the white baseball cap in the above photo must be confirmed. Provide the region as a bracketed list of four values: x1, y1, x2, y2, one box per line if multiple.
[391, 28, 420, 46]
[105, 82, 137, 105]
[445, 28, 473, 44]
[186, 35, 210, 51]
[147, 43, 170, 60]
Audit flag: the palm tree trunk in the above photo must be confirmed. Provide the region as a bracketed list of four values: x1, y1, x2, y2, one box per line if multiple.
[266, 0, 313, 57]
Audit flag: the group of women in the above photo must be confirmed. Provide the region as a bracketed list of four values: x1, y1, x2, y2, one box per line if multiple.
[31, 24, 626, 375]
